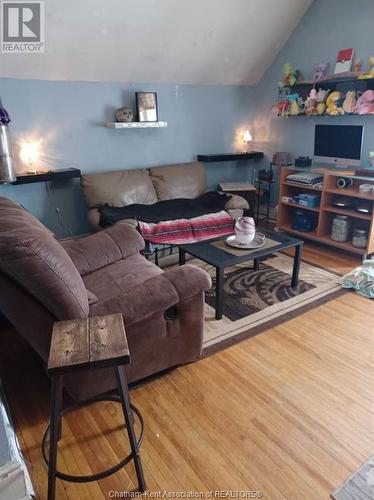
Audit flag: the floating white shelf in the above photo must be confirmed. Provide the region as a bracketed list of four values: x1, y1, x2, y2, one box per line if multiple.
[106, 121, 168, 129]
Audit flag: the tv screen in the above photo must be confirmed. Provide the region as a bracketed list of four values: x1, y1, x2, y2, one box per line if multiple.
[314, 125, 363, 167]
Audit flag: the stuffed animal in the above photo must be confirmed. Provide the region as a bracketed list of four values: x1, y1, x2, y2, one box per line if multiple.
[358, 56, 374, 79]
[326, 91, 344, 115]
[316, 88, 330, 114]
[271, 100, 290, 117]
[342, 91, 357, 114]
[313, 63, 328, 82]
[370, 152, 374, 167]
[354, 90, 374, 114]
[279, 63, 297, 88]
[287, 93, 301, 115]
[304, 88, 318, 115]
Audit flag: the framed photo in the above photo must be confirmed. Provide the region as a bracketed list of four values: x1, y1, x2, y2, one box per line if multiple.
[136, 92, 158, 122]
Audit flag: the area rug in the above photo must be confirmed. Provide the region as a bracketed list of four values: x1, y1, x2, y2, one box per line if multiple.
[173, 252, 345, 355]
[331, 456, 374, 499]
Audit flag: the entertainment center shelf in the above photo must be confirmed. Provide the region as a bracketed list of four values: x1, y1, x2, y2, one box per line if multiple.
[277, 167, 374, 257]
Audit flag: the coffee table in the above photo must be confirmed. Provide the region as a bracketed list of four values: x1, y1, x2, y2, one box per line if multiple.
[178, 229, 303, 320]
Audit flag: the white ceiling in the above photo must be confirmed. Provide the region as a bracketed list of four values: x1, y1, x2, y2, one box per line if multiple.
[0, 0, 313, 85]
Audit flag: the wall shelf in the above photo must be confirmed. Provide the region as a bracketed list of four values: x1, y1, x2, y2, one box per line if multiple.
[11, 168, 81, 185]
[277, 72, 374, 118]
[106, 121, 168, 129]
[197, 152, 264, 162]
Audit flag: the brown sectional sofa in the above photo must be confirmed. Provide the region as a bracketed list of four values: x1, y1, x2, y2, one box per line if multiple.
[0, 197, 211, 401]
[81, 162, 249, 230]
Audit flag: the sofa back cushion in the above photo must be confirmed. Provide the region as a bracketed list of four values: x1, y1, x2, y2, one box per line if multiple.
[150, 162, 207, 201]
[0, 197, 89, 319]
[81, 169, 158, 208]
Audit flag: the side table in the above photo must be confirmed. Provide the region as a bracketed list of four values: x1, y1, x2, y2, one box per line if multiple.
[218, 182, 256, 217]
[43, 313, 146, 500]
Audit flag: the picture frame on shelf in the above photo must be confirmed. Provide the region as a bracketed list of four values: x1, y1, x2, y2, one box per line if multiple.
[136, 92, 158, 122]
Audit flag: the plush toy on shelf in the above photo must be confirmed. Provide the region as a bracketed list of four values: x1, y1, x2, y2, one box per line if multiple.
[287, 93, 302, 115]
[370, 152, 374, 168]
[354, 90, 374, 114]
[313, 63, 329, 82]
[304, 88, 318, 115]
[271, 100, 290, 117]
[342, 90, 357, 114]
[353, 58, 362, 73]
[326, 91, 344, 115]
[279, 63, 299, 88]
[357, 56, 374, 79]
[316, 88, 330, 114]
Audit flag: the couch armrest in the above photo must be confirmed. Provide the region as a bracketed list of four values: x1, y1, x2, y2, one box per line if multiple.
[89, 264, 212, 326]
[224, 193, 249, 211]
[63, 222, 145, 276]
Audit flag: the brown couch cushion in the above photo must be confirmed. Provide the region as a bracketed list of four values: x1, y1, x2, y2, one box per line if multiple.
[63, 222, 145, 276]
[150, 162, 207, 200]
[81, 169, 158, 208]
[0, 197, 89, 319]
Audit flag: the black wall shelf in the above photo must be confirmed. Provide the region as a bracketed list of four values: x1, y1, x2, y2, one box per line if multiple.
[197, 152, 264, 162]
[12, 168, 81, 185]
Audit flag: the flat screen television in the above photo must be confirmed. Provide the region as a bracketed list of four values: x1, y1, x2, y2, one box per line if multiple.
[314, 124, 364, 167]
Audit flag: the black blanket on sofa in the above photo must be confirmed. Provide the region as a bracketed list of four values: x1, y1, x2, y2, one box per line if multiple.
[99, 191, 231, 227]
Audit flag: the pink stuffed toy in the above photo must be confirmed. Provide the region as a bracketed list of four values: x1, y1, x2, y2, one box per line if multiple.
[354, 90, 374, 114]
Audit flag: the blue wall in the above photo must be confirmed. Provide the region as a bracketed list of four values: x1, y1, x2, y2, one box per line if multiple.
[251, 0, 374, 204]
[2, 0, 374, 234]
[0, 80, 256, 236]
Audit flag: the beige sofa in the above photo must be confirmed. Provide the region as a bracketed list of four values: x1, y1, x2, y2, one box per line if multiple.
[81, 162, 249, 230]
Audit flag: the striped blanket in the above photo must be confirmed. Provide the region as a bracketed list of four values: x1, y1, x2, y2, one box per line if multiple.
[138, 210, 234, 244]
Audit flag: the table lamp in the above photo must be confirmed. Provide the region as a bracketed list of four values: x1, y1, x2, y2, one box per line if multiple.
[20, 141, 40, 174]
[242, 130, 252, 152]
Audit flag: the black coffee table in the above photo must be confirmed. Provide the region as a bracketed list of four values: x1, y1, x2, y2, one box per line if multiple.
[178, 229, 303, 320]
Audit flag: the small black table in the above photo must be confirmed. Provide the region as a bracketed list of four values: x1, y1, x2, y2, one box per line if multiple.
[178, 229, 303, 320]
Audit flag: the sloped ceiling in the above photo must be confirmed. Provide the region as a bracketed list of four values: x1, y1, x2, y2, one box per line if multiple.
[0, 0, 313, 85]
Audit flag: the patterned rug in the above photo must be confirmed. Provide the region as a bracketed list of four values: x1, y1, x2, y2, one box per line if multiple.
[181, 253, 344, 355]
[205, 261, 315, 321]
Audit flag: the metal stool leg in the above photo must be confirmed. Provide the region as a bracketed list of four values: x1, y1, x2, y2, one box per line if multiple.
[48, 375, 63, 500]
[114, 366, 146, 492]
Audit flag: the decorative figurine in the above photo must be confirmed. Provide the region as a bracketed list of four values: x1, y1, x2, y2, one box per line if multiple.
[279, 63, 297, 88]
[354, 90, 374, 114]
[287, 93, 301, 115]
[313, 63, 329, 82]
[316, 88, 330, 114]
[342, 90, 357, 114]
[304, 88, 318, 115]
[272, 100, 290, 117]
[353, 58, 362, 73]
[115, 107, 134, 122]
[326, 91, 344, 115]
[357, 56, 374, 79]
[369, 152, 374, 168]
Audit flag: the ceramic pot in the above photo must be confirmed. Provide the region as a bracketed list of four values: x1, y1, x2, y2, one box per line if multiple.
[235, 216, 256, 244]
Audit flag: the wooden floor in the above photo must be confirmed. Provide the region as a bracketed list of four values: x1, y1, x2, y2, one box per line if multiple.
[0, 242, 373, 499]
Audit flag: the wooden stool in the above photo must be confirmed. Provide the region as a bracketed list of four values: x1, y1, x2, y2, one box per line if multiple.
[43, 314, 146, 500]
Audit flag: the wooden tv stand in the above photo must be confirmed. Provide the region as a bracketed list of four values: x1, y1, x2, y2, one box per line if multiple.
[277, 167, 374, 257]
